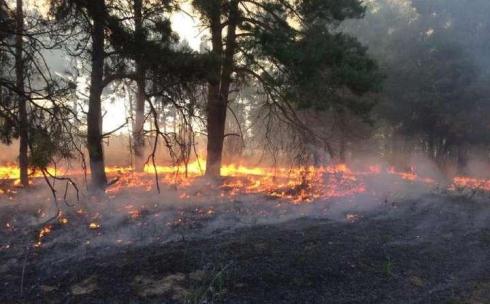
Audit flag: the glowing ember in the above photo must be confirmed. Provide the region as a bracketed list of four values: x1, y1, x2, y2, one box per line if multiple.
[89, 223, 101, 230]
[345, 213, 361, 223]
[125, 206, 141, 219]
[35, 224, 53, 247]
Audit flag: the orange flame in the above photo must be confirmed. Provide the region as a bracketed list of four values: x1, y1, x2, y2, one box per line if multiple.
[1, 160, 490, 203]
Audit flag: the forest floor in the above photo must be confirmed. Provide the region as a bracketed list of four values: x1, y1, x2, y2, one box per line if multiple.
[0, 190, 489, 304]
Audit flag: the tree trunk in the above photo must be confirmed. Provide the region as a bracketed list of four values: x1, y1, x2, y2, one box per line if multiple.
[15, 0, 28, 187]
[132, 71, 145, 170]
[87, 0, 107, 190]
[205, 0, 238, 177]
[132, 0, 146, 171]
[205, 85, 227, 177]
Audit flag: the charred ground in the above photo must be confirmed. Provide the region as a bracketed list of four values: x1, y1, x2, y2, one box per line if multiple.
[1, 193, 489, 304]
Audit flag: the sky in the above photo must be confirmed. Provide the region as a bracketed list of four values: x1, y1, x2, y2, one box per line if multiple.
[171, 4, 202, 51]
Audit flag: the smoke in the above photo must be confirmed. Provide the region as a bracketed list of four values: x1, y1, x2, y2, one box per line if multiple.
[0, 158, 469, 251]
[1, 142, 490, 272]
[0, 142, 19, 164]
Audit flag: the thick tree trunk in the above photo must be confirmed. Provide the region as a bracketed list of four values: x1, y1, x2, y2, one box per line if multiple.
[132, 72, 145, 170]
[15, 0, 28, 187]
[205, 85, 227, 177]
[132, 0, 146, 171]
[87, 0, 107, 190]
[205, 0, 238, 177]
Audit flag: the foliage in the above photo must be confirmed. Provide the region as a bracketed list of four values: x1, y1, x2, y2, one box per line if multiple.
[191, 0, 382, 165]
[0, 0, 77, 169]
[345, 0, 490, 163]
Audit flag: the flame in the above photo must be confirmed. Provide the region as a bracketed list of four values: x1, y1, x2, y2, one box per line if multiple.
[1, 159, 490, 203]
[0, 164, 58, 180]
[2, 159, 489, 252]
[35, 224, 53, 247]
[451, 176, 490, 192]
[99, 159, 370, 202]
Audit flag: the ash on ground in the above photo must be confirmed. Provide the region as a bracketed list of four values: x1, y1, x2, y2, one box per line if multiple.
[0, 185, 489, 303]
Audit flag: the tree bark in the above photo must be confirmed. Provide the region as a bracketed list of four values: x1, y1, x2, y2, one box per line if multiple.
[86, 0, 108, 190]
[132, 0, 146, 171]
[205, 0, 238, 177]
[205, 85, 227, 176]
[15, 0, 28, 187]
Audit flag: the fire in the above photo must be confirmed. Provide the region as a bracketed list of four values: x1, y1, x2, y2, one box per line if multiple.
[35, 224, 53, 247]
[387, 167, 435, 184]
[1, 160, 488, 252]
[123, 205, 142, 219]
[1, 160, 490, 203]
[0, 164, 58, 180]
[100, 160, 371, 203]
[451, 177, 490, 192]
[345, 213, 361, 223]
[89, 222, 100, 230]
[0, 164, 19, 180]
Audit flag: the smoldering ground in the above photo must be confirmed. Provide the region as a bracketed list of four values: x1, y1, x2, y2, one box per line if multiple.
[0, 163, 489, 304]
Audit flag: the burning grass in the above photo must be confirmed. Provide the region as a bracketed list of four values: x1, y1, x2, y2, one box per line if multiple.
[0, 161, 489, 303]
[0, 160, 489, 253]
[1, 160, 490, 249]
[1, 159, 489, 203]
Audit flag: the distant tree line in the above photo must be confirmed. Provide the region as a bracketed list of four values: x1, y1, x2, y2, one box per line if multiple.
[344, 0, 490, 170]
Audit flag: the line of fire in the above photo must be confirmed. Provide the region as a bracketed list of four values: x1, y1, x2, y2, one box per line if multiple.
[1, 0, 489, 303]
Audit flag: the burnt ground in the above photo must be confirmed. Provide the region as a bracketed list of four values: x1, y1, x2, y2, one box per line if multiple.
[0, 194, 489, 304]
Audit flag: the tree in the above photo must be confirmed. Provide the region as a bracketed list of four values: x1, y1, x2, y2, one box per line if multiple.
[50, 0, 208, 189]
[132, 0, 146, 171]
[49, 0, 114, 189]
[192, 0, 382, 176]
[0, 0, 31, 186]
[1, 0, 76, 188]
[15, 0, 28, 187]
[50, 0, 143, 189]
[116, 0, 175, 171]
[0, 1, 16, 146]
[85, 0, 109, 189]
[344, 0, 490, 169]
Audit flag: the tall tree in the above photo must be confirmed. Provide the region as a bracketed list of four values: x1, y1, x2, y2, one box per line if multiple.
[192, 0, 381, 177]
[132, 0, 146, 171]
[85, 0, 108, 189]
[50, 0, 207, 189]
[15, 0, 28, 187]
[1, 0, 78, 189]
[194, 0, 239, 177]
[0, 0, 16, 145]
